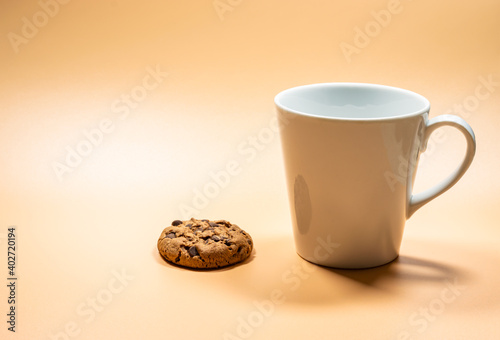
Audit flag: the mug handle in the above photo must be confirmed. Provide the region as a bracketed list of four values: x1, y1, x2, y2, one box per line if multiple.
[407, 114, 476, 218]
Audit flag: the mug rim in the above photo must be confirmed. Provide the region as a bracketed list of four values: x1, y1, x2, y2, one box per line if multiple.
[274, 82, 431, 121]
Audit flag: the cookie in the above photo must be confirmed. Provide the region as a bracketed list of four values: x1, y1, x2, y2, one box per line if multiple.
[157, 218, 253, 269]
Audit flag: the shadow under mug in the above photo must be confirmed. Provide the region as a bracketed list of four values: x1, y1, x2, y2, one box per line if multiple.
[275, 83, 476, 269]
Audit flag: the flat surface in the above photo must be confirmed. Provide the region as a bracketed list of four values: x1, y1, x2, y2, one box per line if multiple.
[1, 1, 499, 339]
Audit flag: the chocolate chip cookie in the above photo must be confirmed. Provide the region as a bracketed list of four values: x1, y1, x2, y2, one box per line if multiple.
[157, 218, 253, 269]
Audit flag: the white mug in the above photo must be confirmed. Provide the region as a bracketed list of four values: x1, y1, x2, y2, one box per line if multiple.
[275, 83, 476, 268]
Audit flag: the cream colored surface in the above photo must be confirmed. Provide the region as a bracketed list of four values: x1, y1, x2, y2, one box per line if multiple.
[0, 0, 499, 339]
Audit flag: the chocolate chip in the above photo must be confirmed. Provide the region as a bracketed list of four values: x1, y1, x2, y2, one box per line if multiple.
[188, 246, 199, 257]
[211, 235, 221, 242]
[186, 223, 193, 228]
[224, 240, 232, 246]
[172, 220, 183, 226]
[195, 228, 203, 233]
[165, 233, 176, 239]
[201, 219, 209, 222]
[209, 222, 219, 228]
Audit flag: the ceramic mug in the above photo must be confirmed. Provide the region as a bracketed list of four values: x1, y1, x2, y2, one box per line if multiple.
[275, 83, 476, 268]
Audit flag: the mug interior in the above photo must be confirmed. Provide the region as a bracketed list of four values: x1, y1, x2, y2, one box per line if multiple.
[274, 83, 430, 120]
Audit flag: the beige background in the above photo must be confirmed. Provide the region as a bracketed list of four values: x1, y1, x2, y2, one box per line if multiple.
[1, 0, 499, 339]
